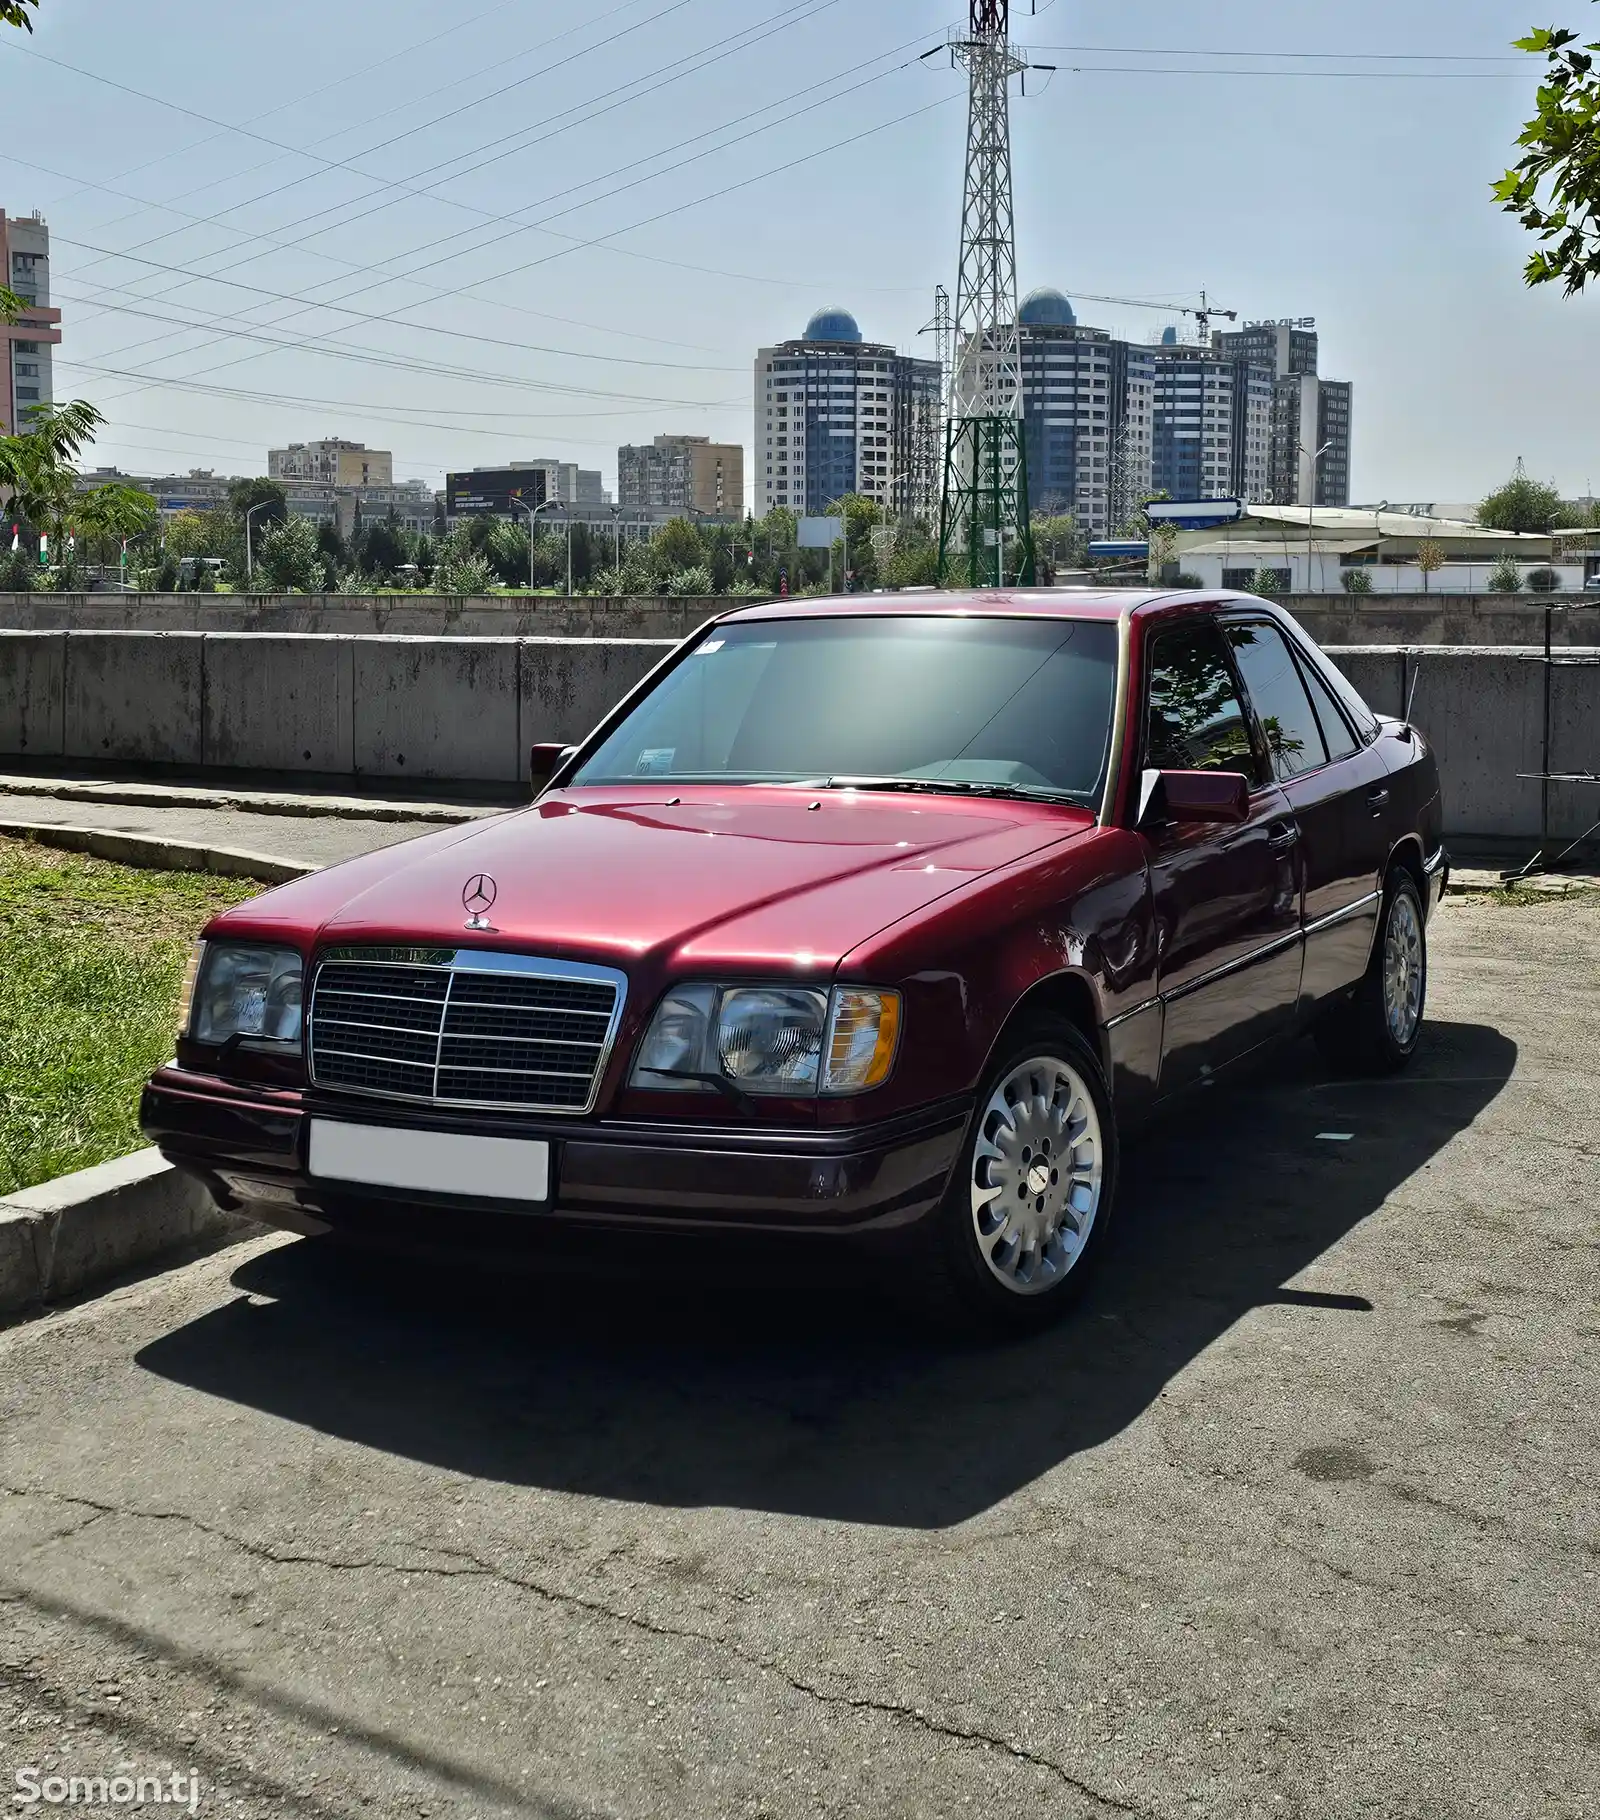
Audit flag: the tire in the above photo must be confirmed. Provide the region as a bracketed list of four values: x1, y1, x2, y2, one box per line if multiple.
[1314, 869, 1428, 1075]
[904, 1018, 1119, 1338]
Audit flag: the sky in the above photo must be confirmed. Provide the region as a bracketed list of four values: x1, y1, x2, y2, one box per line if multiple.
[1, 0, 1592, 504]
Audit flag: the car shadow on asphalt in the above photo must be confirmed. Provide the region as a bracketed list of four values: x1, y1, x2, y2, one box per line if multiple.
[136, 1019, 1516, 1528]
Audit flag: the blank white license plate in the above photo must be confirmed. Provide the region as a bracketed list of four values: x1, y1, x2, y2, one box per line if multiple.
[308, 1120, 550, 1203]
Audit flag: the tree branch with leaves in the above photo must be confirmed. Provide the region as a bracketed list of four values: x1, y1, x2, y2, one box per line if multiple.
[1496, 12, 1600, 292]
[0, 0, 40, 31]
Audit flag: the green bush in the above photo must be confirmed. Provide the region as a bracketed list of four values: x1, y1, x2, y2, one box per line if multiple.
[666, 565, 714, 597]
[1526, 567, 1562, 593]
[1341, 566, 1374, 593]
[433, 550, 497, 595]
[1487, 556, 1523, 593]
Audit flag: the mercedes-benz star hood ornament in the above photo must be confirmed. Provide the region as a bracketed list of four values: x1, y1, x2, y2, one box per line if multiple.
[462, 873, 499, 933]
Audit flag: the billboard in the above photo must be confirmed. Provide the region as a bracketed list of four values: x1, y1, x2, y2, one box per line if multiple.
[446, 467, 548, 518]
[1144, 499, 1244, 531]
[797, 515, 842, 549]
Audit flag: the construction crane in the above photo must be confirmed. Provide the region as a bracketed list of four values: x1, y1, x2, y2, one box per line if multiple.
[1065, 286, 1239, 343]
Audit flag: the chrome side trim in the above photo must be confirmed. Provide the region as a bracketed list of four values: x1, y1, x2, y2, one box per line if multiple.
[307, 949, 630, 1118]
[1304, 891, 1381, 938]
[1105, 997, 1160, 1032]
[1161, 929, 1303, 1006]
[1424, 847, 1447, 877]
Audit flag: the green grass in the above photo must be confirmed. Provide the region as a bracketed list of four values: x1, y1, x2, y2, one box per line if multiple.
[0, 838, 258, 1197]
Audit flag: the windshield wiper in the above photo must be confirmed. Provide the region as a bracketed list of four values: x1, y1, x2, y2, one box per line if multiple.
[818, 776, 1087, 806]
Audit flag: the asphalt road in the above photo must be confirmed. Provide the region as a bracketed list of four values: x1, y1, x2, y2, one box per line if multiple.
[0, 895, 1595, 1820]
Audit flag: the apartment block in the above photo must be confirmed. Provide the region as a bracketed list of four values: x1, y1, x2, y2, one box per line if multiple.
[619, 435, 744, 516]
[754, 309, 942, 520]
[1, 210, 60, 434]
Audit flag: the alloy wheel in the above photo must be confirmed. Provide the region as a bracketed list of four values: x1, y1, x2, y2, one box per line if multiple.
[1383, 890, 1425, 1046]
[969, 1055, 1104, 1297]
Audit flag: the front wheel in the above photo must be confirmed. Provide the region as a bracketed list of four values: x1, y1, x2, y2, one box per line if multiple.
[906, 1019, 1118, 1336]
[1315, 870, 1428, 1074]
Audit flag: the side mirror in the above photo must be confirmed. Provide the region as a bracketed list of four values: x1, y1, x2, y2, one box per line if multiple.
[1140, 768, 1251, 828]
[530, 742, 578, 798]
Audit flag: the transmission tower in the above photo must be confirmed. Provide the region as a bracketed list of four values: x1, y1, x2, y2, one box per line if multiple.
[938, 0, 1036, 589]
[908, 285, 953, 528]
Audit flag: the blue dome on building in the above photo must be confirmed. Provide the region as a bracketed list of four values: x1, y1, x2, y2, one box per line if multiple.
[1019, 287, 1077, 328]
[802, 306, 863, 345]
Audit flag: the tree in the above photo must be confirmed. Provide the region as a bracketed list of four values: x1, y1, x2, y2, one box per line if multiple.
[75, 481, 157, 569]
[0, 400, 107, 557]
[1495, 14, 1600, 293]
[1415, 539, 1446, 592]
[226, 477, 288, 532]
[255, 516, 326, 592]
[1478, 466, 1565, 533]
[653, 516, 705, 574]
[0, 1, 40, 29]
[356, 517, 406, 580]
[1488, 555, 1525, 592]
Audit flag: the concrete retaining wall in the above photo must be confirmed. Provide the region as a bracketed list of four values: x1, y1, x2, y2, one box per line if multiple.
[0, 631, 677, 784]
[1285, 596, 1600, 649]
[1326, 646, 1600, 842]
[1, 628, 1594, 840]
[0, 593, 722, 641]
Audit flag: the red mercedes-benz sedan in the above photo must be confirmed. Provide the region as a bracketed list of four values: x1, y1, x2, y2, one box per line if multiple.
[142, 590, 1446, 1332]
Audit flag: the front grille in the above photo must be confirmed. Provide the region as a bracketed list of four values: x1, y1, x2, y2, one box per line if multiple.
[310, 952, 624, 1114]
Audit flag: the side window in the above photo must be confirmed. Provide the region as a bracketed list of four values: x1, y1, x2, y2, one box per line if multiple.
[1145, 622, 1259, 776]
[1225, 623, 1329, 781]
[1298, 657, 1360, 762]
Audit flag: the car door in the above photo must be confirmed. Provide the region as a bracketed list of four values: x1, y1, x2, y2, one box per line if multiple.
[1141, 617, 1305, 1098]
[1223, 618, 1388, 1010]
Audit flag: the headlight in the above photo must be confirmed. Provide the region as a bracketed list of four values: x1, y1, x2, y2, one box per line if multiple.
[632, 985, 901, 1099]
[190, 943, 304, 1046]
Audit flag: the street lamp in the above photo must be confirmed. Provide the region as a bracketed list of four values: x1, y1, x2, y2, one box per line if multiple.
[244, 500, 275, 586]
[1300, 441, 1334, 592]
[609, 504, 622, 585]
[513, 495, 559, 594]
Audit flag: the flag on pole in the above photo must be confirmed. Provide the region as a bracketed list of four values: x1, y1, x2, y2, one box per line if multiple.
[8, 525, 16, 555]
[38, 533, 48, 566]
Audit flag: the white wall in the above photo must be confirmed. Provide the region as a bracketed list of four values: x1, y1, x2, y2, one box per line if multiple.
[1182, 551, 1586, 596]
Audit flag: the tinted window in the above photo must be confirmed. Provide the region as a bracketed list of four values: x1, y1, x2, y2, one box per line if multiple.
[1225, 623, 1329, 781]
[1144, 623, 1257, 775]
[574, 616, 1120, 803]
[1299, 658, 1360, 762]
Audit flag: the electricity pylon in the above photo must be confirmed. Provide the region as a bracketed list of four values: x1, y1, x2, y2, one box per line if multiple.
[938, 0, 1035, 589]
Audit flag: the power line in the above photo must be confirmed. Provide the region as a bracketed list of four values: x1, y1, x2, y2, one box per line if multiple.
[35, 17, 925, 380]
[49, 238, 743, 371]
[1022, 42, 1528, 63]
[85, 89, 962, 411]
[36, 0, 851, 377]
[49, 288, 740, 408]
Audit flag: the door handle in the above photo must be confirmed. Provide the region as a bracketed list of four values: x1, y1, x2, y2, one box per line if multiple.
[1267, 821, 1301, 852]
[1367, 786, 1391, 814]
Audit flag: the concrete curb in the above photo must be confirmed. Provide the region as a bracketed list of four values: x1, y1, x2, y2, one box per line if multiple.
[0, 820, 317, 884]
[0, 774, 486, 825]
[0, 1149, 259, 1318]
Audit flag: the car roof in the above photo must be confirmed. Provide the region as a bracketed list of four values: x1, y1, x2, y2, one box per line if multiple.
[718, 588, 1180, 626]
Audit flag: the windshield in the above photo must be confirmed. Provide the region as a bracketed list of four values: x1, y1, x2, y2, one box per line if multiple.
[572, 615, 1121, 804]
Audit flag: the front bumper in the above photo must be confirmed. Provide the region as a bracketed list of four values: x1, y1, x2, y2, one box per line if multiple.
[140, 1068, 972, 1243]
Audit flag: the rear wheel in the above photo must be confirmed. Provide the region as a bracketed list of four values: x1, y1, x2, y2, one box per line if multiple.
[1314, 869, 1428, 1074]
[907, 1019, 1118, 1336]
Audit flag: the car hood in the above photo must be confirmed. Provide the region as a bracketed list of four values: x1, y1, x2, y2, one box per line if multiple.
[226, 788, 1098, 975]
